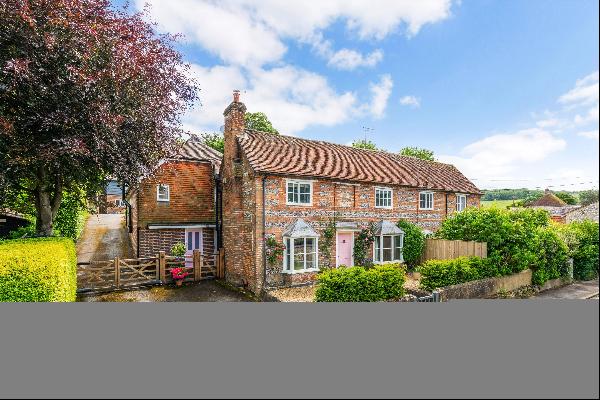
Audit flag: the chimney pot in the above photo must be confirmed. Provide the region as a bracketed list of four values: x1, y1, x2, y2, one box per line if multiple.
[233, 89, 240, 103]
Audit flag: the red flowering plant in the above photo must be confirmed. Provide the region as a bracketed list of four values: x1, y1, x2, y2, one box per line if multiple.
[265, 235, 286, 266]
[170, 267, 190, 281]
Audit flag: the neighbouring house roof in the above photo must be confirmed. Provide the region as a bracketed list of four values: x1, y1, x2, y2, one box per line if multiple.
[373, 220, 405, 236]
[238, 130, 481, 194]
[0, 209, 29, 221]
[282, 219, 319, 238]
[530, 190, 567, 207]
[566, 202, 599, 223]
[175, 138, 222, 171]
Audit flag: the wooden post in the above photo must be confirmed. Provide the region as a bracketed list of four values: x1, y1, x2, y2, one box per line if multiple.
[158, 251, 166, 282]
[114, 257, 120, 288]
[193, 249, 202, 281]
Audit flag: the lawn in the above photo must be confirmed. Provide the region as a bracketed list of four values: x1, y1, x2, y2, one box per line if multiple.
[481, 199, 522, 209]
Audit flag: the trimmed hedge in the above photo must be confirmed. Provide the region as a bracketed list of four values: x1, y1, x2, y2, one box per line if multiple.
[531, 226, 569, 286]
[418, 256, 497, 292]
[396, 219, 425, 269]
[315, 264, 406, 302]
[0, 238, 77, 302]
[555, 220, 599, 281]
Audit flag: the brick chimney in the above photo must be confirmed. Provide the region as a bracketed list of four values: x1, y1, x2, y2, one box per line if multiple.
[545, 188, 551, 195]
[223, 90, 246, 180]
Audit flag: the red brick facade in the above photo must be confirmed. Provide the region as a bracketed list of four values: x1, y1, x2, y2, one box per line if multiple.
[127, 157, 219, 268]
[221, 94, 481, 294]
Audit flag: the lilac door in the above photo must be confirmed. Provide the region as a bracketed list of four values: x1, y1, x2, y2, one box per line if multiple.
[337, 232, 353, 267]
[185, 229, 202, 268]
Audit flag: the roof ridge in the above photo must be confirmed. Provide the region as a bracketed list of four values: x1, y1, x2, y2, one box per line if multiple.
[244, 128, 454, 167]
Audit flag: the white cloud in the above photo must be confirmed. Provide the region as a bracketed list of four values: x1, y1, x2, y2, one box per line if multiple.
[439, 128, 566, 186]
[137, 0, 453, 67]
[327, 48, 384, 70]
[577, 130, 599, 140]
[399, 95, 421, 108]
[368, 74, 394, 119]
[574, 104, 599, 126]
[558, 71, 599, 107]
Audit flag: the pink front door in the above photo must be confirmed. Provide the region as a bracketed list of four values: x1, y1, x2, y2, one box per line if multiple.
[337, 232, 353, 267]
[185, 229, 202, 268]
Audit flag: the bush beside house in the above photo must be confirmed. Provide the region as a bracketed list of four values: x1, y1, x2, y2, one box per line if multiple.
[555, 220, 599, 280]
[396, 219, 425, 269]
[315, 264, 405, 302]
[418, 256, 496, 291]
[0, 238, 77, 302]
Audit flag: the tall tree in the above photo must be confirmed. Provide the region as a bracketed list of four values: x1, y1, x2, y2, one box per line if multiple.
[0, 0, 197, 236]
[351, 139, 379, 150]
[555, 192, 577, 205]
[200, 132, 224, 153]
[245, 112, 279, 134]
[579, 190, 599, 206]
[399, 146, 435, 161]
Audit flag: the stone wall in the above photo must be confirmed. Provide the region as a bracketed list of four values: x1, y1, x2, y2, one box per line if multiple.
[437, 269, 533, 300]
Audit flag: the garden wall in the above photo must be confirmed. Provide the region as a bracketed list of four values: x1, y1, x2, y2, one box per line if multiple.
[437, 269, 532, 300]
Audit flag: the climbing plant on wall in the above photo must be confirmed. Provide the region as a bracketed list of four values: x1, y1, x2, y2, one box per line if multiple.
[353, 222, 377, 268]
[318, 219, 337, 270]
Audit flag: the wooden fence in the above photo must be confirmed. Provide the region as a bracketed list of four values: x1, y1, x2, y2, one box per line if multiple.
[420, 239, 487, 263]
[77, 249, 219, 293]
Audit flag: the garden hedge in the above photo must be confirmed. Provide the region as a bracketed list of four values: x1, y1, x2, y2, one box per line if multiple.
[315, 264, 405, 302]
[531, 226, 569, 286]
[396, 219, 425, 269]
[555, 220, 599, 281]
[0, 238, 77, 302]
[418, 256, 498, 291]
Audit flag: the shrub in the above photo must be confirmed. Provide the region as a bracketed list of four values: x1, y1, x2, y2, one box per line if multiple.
[436, 207, 550, 274]
[0, 238, 77, 302]
[396, 219, 425, 269]
[556, 221, 599, 281]
[418, 256, 496, 291]
[531, 226, 569, 286]
[54, 189, 90, 240]
[315, 264, 405, 302]
[170, 242, 186, 257]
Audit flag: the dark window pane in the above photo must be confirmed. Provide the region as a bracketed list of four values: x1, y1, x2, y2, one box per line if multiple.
[187, 232, 192, 250]
[195, 232, 200, 249]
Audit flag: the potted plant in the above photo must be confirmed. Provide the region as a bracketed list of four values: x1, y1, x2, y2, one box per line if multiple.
[171, 267, 189, 286]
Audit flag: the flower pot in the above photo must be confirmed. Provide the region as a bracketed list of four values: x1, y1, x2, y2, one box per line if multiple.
[175, 279, 184, 286]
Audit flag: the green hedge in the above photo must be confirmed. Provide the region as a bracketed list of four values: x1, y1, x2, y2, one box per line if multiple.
[396, 219, 425, 269]
[315, 264, 406, 302]
[418, 256, 498, 291]
[555, 221, 599, 281]
[531, 227, 569, 286]
[0, 238, 77, 302]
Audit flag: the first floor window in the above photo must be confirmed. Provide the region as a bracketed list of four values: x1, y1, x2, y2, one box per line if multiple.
[419, 191, 433, 210]
[456, 194, 467, 212]
[284, 237, 318, 272]
[287, 180, 312, 205]
[157, 184, 170, 202]
[374, 235, 403, 263]
[375, 187, 393, 208]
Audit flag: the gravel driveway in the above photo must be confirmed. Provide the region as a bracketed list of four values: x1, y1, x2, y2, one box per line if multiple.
[76, 213, 134, 262]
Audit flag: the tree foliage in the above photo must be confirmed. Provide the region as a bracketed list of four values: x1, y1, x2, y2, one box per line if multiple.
[399, 146, 435, 161]
[244, 112, 278, 134]
[579, 190, 599, 206]
[0, 0, 196, 235]
[396, 219, 425, 269]
[200, 132, 224, 153]
[351, 139, 379, 150]
[555, 192, 577, 205]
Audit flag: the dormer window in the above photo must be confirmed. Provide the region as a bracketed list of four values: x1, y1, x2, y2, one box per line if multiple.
[157, 184, 170, 202]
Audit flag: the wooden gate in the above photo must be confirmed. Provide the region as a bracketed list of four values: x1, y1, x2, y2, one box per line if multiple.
[77, 250, 216, 293]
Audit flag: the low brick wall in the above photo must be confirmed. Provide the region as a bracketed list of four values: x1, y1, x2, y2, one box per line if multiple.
[438, 269, 533, 301]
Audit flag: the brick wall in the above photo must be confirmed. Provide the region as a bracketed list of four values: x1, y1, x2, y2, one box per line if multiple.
[137, 160, 216, 228]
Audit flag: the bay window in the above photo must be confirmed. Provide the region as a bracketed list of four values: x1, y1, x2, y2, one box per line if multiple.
[372, 220, 405, 264]
[281, 218, 320, 273]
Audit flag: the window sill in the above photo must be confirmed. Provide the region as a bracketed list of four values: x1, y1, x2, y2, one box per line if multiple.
[373, 260, 404, 265]
[286, 203, 313, 207]
[375, 206, 393, 209]
[282, 268, 319, 274]
[418, 208, 433, 211]
[157, 199, 170, 203]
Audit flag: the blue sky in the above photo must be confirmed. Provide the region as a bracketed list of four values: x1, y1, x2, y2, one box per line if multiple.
[116, 0, 598, 190]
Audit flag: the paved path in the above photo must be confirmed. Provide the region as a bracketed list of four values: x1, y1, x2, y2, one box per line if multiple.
[76, 214, 134, 263]
[77, 280, 253, 302]
[533, 279, 599, 299]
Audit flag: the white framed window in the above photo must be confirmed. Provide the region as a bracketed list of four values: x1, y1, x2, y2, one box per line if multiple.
[373, 235, 404, 263]
[157, 184, 170, 202]
[286, 179, 312, 206]
[456, 194, 467, 212]
[375, 187, 393, 208]
[283, 236, 319, 273]
[419, 191, 434, 210]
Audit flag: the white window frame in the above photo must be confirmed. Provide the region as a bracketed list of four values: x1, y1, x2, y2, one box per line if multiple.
[419, 191, 434, 210]
[157, 184, 170, 202]
[456, 194, 467, 212]
[286, 179, 313, 206]
[375, 187, 393, 209]
[373, 234, 404, 264]
[283, 236, 319, 273]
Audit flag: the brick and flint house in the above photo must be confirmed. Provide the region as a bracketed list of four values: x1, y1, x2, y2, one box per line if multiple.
[126, 138, 222, 269]
[220, 91, 482, 293]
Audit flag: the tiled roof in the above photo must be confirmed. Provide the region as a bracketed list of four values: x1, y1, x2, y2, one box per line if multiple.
[238, 130, 481, 194]
[175, 138, 222, 171]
